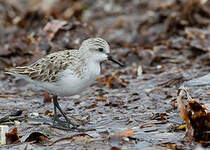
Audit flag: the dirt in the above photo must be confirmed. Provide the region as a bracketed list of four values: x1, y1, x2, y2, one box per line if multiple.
[0, 0, 210, 149]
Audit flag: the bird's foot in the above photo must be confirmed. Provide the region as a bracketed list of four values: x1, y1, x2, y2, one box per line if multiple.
[52, 124, 95, 131]
[53, 114, 79, 128]
[52, 95, 94, 131]
[52, 115, 94, 131]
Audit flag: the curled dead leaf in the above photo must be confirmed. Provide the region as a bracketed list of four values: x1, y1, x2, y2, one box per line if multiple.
[177, 87, 210, 143]
[24, 132, 49, 144]
[5, 128, 21, 145]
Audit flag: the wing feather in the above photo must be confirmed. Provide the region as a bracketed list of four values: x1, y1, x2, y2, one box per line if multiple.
[7, 50, 79, 82]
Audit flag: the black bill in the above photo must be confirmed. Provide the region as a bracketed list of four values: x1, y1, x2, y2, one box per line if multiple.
[108, 55, 124, 67]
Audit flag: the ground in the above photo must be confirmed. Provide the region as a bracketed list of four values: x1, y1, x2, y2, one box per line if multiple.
[0, 0, 210, 149]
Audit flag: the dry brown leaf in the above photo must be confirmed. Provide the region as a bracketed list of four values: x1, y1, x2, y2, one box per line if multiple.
[43, 91, 52, 103]
[6, 128, 21, 145]
[110, 129, 134, 140]
[177, 87, 195, 141]
[36, 19, 67, 56]
[177, 87, 210, 143]
[24, 132, 49, 144]
[177, 88, 190, 123]
[97, 74, 127, 89]
[110, 146, 121, 150]
[165, 143, 180, 150]
[43, 20, 67, 42]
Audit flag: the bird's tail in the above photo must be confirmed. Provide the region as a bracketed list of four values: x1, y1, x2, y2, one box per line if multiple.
[4, 67, 27, 76]
[4, 67, 13, 75]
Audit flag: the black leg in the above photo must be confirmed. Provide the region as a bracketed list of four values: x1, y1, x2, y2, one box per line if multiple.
[51, 95, 95, 131]
[52, 95, 78, 128]
[52, 95, 57, 126]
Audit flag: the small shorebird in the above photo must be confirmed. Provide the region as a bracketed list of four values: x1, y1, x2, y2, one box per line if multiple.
[6, 38, 124, 130]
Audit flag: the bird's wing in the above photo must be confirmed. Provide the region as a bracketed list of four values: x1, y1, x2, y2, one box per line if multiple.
[7, 50, 79, 82]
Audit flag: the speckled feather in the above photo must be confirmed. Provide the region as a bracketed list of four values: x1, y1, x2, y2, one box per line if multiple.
[8, 50, 86, 82]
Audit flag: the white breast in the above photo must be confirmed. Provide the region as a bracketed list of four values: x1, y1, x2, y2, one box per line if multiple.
[36, 61, 101, 97]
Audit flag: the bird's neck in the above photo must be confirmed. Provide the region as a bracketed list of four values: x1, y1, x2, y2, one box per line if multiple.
[87, 60, 101, 80]
[78, 47, 90, 59]
[78, 47, 101, 77]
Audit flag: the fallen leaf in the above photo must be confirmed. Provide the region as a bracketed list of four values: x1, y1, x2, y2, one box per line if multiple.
[6, 128, 21, 144]
[36, 19, 67, 55]
[44, 110, 53, 117]
[97, 74, 127, 89]
[110, 129, 134, 141]
[177, 88, 190, 123]
[110, 146, 121, 150]
[43, 20, 67, 42]
[166, 143, 180, 150]
[177, 87, 210, 143]
[43, 91, 52, 103]
[24, 132, 49, 144]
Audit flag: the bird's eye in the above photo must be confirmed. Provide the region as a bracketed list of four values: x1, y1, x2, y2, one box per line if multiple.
[98, 48, 103, 52]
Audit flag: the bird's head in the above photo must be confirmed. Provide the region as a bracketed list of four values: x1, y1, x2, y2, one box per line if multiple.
[79, 38, 124, 67]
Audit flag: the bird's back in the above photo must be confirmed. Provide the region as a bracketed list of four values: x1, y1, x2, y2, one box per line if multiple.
[6, 50, 82, 83]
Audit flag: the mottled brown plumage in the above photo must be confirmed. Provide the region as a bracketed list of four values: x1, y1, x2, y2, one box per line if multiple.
[8, 50, 86, 82]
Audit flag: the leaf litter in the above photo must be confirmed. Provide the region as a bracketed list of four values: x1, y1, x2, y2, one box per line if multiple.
[177, 87, 210, 146]
[0, 0, 210, 149]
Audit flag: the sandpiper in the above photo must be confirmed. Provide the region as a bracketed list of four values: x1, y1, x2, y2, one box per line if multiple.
[6, 38, 124, 130]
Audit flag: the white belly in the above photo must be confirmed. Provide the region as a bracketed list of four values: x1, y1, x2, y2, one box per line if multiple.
[37, 63, 101, 96]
